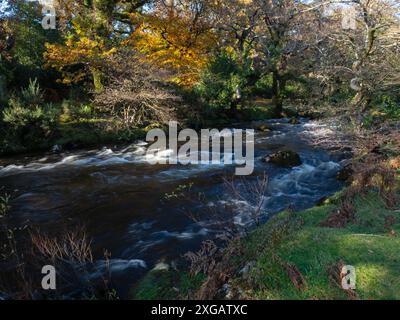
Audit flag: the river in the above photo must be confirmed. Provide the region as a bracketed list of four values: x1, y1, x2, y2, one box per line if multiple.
[0, 118, 347, 298]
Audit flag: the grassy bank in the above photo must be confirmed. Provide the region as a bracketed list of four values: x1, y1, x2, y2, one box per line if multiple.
[235, 188, 400, 300]
[0, 113, 150, 156]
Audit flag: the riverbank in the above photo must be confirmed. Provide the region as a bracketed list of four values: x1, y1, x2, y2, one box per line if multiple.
[0, 117, 149, 157]
[0, 101, 303, 157]
[232, 183, 400, 300]
[224, 126, 400, 300]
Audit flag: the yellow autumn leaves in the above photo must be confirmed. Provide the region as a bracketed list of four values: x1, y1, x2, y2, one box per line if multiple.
[45, 36, 116, 85]
[130, 11, 216, 86]
[44, 2, 218, 88]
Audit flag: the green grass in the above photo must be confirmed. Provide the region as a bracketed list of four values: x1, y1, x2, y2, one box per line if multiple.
[132, 268, 205, 300]
[238, 190, 400, 300]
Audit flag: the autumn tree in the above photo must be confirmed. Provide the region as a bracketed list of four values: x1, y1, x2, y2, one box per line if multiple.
[45, 0, 150, 92]
[131, 0, 218, 86]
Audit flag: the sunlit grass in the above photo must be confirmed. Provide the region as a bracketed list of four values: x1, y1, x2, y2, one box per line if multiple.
[241, 187, 400, 300]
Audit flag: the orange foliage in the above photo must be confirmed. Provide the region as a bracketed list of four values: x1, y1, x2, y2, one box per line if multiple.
[389, 157, 400, 170]
[130, 5, 217, 86]
[45, 34, 116, 85]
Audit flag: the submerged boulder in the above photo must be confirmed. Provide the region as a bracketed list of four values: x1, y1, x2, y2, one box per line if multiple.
[289, 117, 300, 125]
[264, 150, 302, 167]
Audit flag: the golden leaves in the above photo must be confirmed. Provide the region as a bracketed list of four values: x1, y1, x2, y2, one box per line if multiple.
[44, 35, 116, 85]
[131, 11, 216, 86]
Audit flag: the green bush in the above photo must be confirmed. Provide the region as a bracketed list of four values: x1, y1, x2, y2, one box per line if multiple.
[3, 102, 58, 131]
[195, 50, 256, 112]
[284, 78, 309, 99]
[59, 100, 94, 123]
[19, 78, 43, 106]
[326, 86, 353, 104]
[1, 79, 60, 151]
[363, 95, 400, 128]
[253, 74, 273, 97]
[375, 95, 400, 119]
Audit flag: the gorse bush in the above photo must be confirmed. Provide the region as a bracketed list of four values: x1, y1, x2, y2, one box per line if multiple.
[1, 79, 60, 152]
[3, 103, 58, 132]
[19, 79, 43, 108]
[59, 100, 94, 123]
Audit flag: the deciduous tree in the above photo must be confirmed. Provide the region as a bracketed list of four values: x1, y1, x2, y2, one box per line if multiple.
[131, 0, 218, 86]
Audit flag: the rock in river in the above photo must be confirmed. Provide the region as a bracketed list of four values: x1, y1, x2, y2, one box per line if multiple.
[264, 150, 302, 167]
[256, 124, 272, 132]
[289, 117, 300, 125]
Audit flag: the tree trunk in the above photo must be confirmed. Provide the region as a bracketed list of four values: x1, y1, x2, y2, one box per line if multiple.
[91, 67, 103, 93]
[0, 75, 7, 102]
[229, 85, 241, 118]
[351, 89, 370, 130]
[272, 70, 283, 117]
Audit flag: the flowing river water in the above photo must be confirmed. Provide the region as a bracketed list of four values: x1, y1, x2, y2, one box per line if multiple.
[0, 118, 348, 298]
